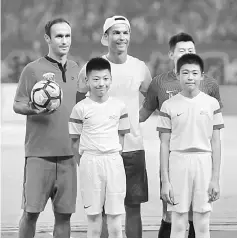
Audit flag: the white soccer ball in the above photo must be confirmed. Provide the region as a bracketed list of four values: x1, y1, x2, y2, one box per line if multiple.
[31, 80, 63, 110]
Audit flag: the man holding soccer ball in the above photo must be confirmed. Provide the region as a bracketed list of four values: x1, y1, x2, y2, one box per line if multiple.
[13, 18, 79, 238]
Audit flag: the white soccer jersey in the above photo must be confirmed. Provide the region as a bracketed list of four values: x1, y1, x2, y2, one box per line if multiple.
[157, 92, 224, 152]
[103, 55, 151, 152]
[77, 55, 152, 152]
[69, 97, 130, 154]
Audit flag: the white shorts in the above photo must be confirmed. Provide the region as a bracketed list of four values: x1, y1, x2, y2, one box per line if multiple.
[167, 152, 212, 213]
[79, 152, 126, 215]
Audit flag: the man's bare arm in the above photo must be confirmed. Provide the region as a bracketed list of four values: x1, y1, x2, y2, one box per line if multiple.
[119, 134, 125, 155]
[139, 106, 154, 122]
[13, 101, 52, 116]
[71, 137, 81, 165]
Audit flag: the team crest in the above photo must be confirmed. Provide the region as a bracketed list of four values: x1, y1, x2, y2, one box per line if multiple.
[43, 72, 55, 81]
[166, 90, 177, 99]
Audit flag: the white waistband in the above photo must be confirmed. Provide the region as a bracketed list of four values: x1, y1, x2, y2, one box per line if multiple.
[82, 150, 120, 156]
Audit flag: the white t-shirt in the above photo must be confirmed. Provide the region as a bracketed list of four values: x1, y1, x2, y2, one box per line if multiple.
[77, 55, 152, 152]
[69, 97, 130, 154]
[157, 92, 224, 152]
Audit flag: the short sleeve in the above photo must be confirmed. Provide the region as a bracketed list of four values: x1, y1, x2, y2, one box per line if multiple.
[69, 104, 84, 138]
[213, 100, 224, 130]
[14, 64, 37, 103]
[139, 62, 152, 93]
[157, 102, 171, 133]
[77, 63, 89, 93]
[142, 76, 159, 112]
[118, 103, 130, 135]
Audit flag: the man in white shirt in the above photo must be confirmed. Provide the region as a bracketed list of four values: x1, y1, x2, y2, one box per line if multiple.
[76, 16, 152, 238]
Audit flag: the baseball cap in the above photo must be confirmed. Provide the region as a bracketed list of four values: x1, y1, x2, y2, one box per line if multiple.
[101, 15, 131, 46]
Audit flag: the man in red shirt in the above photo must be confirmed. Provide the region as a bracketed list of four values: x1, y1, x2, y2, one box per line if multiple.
[13, 18, 79, 238]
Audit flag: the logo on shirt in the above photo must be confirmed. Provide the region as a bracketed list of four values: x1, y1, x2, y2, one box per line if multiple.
[43, 72, 55, 81]
[109, 115, 119, 121]
[166, 90, 177, 99]
[177, 113, 183, 117]
[200, 110, 209, 116]
[71, 76, 75, 80]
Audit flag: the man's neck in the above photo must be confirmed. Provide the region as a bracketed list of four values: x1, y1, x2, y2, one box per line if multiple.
[106, 51, 127, 64]
[48, 52, 67, 65]
[174, 65, 177, 74]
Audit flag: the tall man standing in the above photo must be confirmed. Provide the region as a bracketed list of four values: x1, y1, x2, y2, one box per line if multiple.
[76, 16, 152, 238]
[140, 32, 222, 238]
[13, 18, 79, 238]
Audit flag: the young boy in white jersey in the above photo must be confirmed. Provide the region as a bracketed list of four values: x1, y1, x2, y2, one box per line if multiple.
[157, 54, 224, 238]
[140, 32, 223, 238]
[76, 16, 152, 238]
[69, 57, 130, 238]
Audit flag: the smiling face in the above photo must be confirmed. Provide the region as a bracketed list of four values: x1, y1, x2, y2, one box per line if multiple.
[86, 69, 112, 100]
[105, 23, 130, 54]
[45, 22, 71, 57]
[169, 41, 196, 70]
[177, 63, 203, 95]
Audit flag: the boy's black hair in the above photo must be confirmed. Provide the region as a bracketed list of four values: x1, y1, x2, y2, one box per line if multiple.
[45, 18, 70, 38]
[86, 57, 111, 76]
[177, 53, 204, 73]
[169, 32, 195, 51]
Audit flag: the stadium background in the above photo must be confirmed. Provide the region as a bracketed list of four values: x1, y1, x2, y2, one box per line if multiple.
[1, 0, 237, 236]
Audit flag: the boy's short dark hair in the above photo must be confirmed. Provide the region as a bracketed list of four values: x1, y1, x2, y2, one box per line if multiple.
[45, 18, 70, 38]
[86, 57, 111, 76]
[169, 32, 195, 51]
[177, 54, 204, 73]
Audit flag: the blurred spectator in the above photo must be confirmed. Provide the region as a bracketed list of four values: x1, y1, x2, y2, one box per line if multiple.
[1, 0, 237, 84]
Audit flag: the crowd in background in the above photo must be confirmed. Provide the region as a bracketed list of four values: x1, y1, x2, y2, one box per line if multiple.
[1, 0, 237, 84]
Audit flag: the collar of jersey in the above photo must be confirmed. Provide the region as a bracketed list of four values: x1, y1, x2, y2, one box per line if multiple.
[45, 55, 67, 70]
[45, 55, 67, 82]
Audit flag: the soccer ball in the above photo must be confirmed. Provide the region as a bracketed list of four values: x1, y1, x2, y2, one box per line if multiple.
[31, 80, 63, 110]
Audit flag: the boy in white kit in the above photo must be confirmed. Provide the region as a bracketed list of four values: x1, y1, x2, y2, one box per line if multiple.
[157, 54, 224, 238]
[77, 16, 152, 238]
[69, 57, 130, 238]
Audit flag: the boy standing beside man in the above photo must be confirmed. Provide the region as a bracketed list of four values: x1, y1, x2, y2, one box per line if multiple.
[77, 16, 152, 238]
[157, 54, 224, 238]
[69, 57, 130, 238]
[140, 32, 222, 238]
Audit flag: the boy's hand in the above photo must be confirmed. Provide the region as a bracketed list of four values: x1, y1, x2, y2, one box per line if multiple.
[208, 180, 220, 202]
[161, 181, 175, 205]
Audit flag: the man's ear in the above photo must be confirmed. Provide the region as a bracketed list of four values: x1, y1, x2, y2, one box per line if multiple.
[168, 50, 174, 60]
[200, 72, 204, 81]
[44, 34, 50, 44]
[104, 33, 109, 41]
